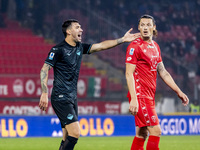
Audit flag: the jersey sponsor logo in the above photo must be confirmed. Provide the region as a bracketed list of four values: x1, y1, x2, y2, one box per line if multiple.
[150, 56, 158, 71]
[129, 48, 134, 55]
[77, 51, 81, 56]
[67, 114, 74, 120]
[49, 52, 55, 60]
[127, 57, 132, 61]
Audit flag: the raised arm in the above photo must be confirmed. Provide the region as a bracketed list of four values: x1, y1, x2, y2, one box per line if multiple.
[157, 62, 189, 106]
[125, 63, 138, 115]
[89, 28, 140, 53]
[39, 63, 52, 111]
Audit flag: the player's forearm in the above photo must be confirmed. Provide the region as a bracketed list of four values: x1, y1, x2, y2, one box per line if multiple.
[157, 62, 181, 94]
[160, 71, 181, 94]
[90, 38, 124, 53]
[126, 73, 137, 100]
[40, 69, 48, 93]
[40, 64, 51, 93]
[100, 38, 124, 50]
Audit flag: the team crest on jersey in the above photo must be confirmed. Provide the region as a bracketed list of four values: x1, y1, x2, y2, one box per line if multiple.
[127, 57, 132, 61]
[129, 48, 134, 55]
[49, 52, 55, 60]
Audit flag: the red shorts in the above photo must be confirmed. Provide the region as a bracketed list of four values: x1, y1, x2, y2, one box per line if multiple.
[129, 98, 159, 127]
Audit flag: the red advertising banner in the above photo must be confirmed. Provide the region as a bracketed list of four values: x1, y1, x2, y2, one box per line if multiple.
[0, 77, 53, 98]
[0, 100, 121, 115]
[0, 101, 55, 115]
[0, 76, 106, 98]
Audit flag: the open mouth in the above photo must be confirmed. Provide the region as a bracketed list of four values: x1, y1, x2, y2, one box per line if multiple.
[143, 31, 148, 34]
[77, 34, 82, 41]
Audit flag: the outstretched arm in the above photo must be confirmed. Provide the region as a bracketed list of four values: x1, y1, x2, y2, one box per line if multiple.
[157, 62, 189, 106]
[89, 28, 140, 53]
[39, 63, 52, 111]
[125, 63, 138, 115]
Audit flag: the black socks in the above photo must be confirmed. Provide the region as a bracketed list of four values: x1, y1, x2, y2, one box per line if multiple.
[59, 140, 65, 150]
[62, 136, 78, 150]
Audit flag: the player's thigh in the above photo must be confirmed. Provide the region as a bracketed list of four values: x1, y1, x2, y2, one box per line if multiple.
[135, 126, 148, 139]
[65, 121, 80, 138]
[147, 124, 161, 137]
[51, 100, 78, 128]
[62, 128, 68, 140]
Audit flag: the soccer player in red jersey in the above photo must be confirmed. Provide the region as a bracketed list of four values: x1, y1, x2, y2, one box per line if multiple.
[125, 15, 189, 150]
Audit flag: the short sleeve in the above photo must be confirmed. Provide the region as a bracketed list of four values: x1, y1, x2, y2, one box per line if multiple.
[82, 43, 92, 54]
[125, 43, 140, 65]
[158, 46, 162, 62]
[155, 43, 162, 63]
[45, 47, 62, 67]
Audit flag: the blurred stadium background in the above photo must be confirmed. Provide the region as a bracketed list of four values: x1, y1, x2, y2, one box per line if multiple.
[0, 0, 200, 149]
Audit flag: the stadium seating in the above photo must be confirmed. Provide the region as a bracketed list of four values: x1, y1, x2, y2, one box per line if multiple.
[0, 20, 100, 77]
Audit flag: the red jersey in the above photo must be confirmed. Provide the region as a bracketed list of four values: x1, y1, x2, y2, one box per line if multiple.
[126, 38, 162, 100]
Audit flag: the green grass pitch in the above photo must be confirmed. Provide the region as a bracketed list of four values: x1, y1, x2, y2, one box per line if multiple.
[0, 136, 200, 150]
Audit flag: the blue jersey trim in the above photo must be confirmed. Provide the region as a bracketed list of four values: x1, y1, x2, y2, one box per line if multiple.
[87, 44, 92, 54]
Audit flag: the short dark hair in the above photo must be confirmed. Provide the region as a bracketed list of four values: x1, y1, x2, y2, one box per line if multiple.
[62, 19, 79, 37]
[139, 14, 157, 36]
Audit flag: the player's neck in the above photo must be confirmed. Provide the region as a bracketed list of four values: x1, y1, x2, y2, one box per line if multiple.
[141, 36, 152, 43]
[65, 37, 77, 47]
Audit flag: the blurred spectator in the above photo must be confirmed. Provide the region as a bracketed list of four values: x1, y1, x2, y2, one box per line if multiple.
[15, 0, 25, 21]
[189, 100, 200, 113]
[7, 0, 16, 20]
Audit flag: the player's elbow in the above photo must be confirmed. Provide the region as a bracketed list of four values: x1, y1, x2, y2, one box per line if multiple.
[125, 71, 132, 80]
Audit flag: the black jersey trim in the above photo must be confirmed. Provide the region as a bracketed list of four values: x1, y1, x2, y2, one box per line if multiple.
[87, 44, 92, 54]
[45, 61, 54, 67]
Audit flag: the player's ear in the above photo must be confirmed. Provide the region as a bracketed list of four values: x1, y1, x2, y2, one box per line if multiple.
[153, 25, 156, 30]
[66, 29, 71, 35]
[138, 25, 140, 31]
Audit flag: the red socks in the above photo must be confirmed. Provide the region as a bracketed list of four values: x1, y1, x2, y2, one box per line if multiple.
[131, 137, 145, 150]
[131, 135, 160, 150]
[146, 135, 160, 150]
